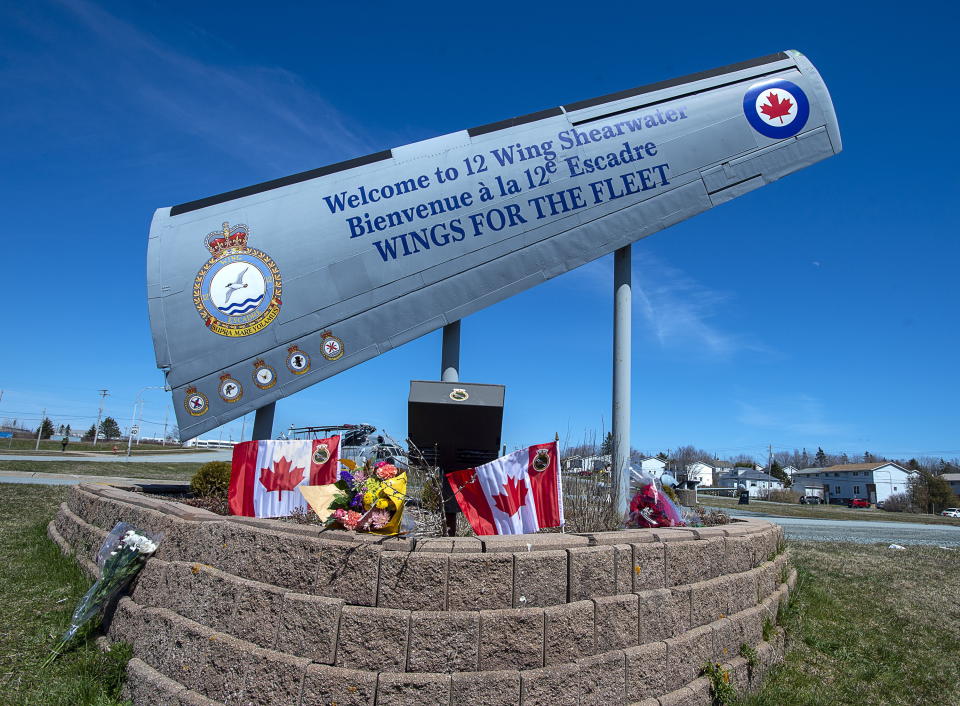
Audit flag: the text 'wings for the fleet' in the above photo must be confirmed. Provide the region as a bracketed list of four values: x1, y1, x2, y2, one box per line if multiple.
[147, 50, 841, 440]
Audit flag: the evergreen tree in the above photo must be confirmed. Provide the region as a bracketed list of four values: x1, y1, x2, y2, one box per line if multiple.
[36, 417, 55, 440]
[600, 431, 614, 456]
[65, 424, 71, 437]
[864, 451, 875, 463]
[815, 447, 828, 467]
[839, 452, 849, 464]
[100, 417, 121, 440]
[769, 460, 791, 487]
[82, 424, 97, 442]
[800, 448, 810, 468]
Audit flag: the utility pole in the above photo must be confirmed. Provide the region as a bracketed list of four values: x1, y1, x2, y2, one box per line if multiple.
[35, 408, 45, 450]
[767, 444, 773, 470]
[93, 389, 109, 447]
[162, 413, 168, 447]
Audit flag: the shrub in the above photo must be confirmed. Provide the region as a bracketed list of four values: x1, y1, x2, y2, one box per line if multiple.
[767, 488, 801, 504]
[880, 492, 916, 513]
[190, 461, 232, 498]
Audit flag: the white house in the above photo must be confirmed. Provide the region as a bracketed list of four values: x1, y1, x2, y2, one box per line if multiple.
[791, 462, 915, 504]
[716, 469, 784, 498]
[685, 460, 732, 486]
[782, 466, 799, 480]
[636, 456, 667, 479]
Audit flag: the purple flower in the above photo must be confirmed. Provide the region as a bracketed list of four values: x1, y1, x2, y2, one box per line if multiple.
[339, 470, 354, 485]
[349, 493, 365, 509]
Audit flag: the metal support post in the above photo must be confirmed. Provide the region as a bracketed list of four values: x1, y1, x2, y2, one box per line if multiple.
[252, 402, 276, 441]
[612, 245, 632, 520]
[441, 321, 461, 382]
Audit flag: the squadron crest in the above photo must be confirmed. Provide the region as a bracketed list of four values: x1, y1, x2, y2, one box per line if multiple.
[193, 222, 282, 337]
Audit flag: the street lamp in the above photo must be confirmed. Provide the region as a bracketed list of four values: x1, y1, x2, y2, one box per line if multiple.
[127, 386, 163, 457]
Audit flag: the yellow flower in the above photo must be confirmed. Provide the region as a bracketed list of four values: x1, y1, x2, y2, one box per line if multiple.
[376, 498, 389, 510]
[363, 491, 374, 508]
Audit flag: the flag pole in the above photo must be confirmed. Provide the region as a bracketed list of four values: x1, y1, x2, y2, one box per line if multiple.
[612, 245, 632, 521]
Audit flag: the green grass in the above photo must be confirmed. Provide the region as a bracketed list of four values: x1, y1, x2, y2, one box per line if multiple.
[0, 483, 130, 705]
[739, 541, 960, 705]
[0, 438, 213, 455]
[702, 494, 960, 527]
[0, 461, 200, 481]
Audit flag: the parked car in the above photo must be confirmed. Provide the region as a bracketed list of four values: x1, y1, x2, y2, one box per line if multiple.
[940, 508, 960, 518]
[799, 496, 821, 504]
[847, 498, 870, 508]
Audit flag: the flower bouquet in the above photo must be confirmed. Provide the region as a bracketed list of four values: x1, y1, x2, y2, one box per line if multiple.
[324, 459, 407, 534]
[627, 472, 686, 528]
[44, 522, 160, 666]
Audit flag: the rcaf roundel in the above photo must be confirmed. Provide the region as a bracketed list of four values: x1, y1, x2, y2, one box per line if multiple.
[743, 79, 810, 139]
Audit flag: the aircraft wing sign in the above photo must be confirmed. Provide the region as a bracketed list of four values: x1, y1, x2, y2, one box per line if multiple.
[148, 50, 841, 440]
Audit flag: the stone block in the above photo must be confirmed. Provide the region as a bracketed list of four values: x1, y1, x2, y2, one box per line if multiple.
[689, 577, 729, 628]
[544, 600, 595, 665]
[107, 597, 142, 646]
[568, 546, 616, 600]
[632, 542, 666, 590]
[407, 610, 479, 673]
[723, 536, 754, 575]
[313, 538, 381, 606]
[481, 533, 589, 553]
[451, 670, 521, 706]
[513, 550, 567, 607]
[594, 594, 639, 651]
[197, 633, 249, 704]
[739, 606, 764, 649]
[241, 646, 309, 706]
[168, 563, 238, 632]
[174, 690, 221, 706]
[579, 529, 657, 545]
[300, 663, 377, 706]
[624, 640, 667, 702]
[757, 561, 777, 602]
[725, 655, 751, 694]
[336, 605, 410, 671]
[129, 558, 169, 609]
[613, 544, 633, 594]
[275, 592, 342, 664]
[122, 657, 185, 706]
[158, 616, 214, 693]
[787, 566, 798, 592]
[664, 539, 721, 587]
[665, 586, 692, 638]
[479, 607, 544, 671]
[229, 575, 285, 648]
[520, 663, 580, 706]
[128, 607, 174, 670]
[376, 672, 451, 706]
[728, 569, 759, 614]
[635, 589, 673, 644]
[685, 676, 713, 706]
[377, 551, 447, 611]
[651, 528, 696, 542]
[658, 686, 696, 706]
[712, 617, 740, 663]
[665, 624, 713, 689]
[448, 553, 514, 610]
[578, 650, 626, 706]
[245, 530, 325, 592]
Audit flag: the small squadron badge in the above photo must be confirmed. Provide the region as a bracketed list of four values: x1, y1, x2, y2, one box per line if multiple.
[286, 345, 311, 375]
[184, 386, 209, 417]
[252, 359, 277, 390]
[532, 448, 551, 472]
[449, 388, 469, 401]
[320, 330, 344, 361]
[218, 373, 243, 403]
[313, 443, 331, 465]
[194, 222, 282, 337]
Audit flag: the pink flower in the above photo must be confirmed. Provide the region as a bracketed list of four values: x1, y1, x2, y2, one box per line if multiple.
[344, 511, 362, 530]
[376, 464, 398, 480]
[353, 469, 367, 484]
[374, 461, 388, 469]
[369, 509, 391, 529]
[332, 509, 347, 522]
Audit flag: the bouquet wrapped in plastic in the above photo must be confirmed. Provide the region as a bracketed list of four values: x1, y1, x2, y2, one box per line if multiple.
[45, 522, 160, 665]
[627, 472, 686, 528]
[300, 458, 408, 535]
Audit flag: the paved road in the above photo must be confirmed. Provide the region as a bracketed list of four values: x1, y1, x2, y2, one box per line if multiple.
[717, 508, 960, 547]
[0, 451, 232, 463]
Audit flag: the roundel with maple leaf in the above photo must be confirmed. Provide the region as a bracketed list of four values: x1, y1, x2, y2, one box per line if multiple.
[742, 79, 810, 139]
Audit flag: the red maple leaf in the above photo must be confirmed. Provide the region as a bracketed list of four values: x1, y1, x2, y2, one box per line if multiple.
[492, 475, 528, 516]
[259, 456, 305, 501]
[760, 91, 793, 123]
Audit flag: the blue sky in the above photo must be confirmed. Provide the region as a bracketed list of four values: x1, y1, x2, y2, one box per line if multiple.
[1, 0, 957, 461]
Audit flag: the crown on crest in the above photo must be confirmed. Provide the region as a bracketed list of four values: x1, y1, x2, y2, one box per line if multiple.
[288, 345, 301, 354]
[185, 386, 198, 395]
[253, 359, 266, 368]
[220, 373, 232, 382]
[321, 330, 334, 338]
[205, 222, 248, 254]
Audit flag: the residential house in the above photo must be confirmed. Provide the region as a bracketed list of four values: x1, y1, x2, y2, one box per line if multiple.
[636, 456, 667, 479]
[716, 469, 784, 498]
[941, 473, 960, 498]
[685, 460, 733, 486]
[791, 462, 915, 504]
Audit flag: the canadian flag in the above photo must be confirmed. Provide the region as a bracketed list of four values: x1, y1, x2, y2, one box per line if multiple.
[228, 437, 340, 518]
[446, 441, 563, 535]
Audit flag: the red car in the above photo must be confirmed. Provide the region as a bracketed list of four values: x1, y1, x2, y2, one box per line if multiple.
[847, 498, 870, 508]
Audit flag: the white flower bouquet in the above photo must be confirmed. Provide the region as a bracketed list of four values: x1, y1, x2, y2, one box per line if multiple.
[45, 522, 161, 665]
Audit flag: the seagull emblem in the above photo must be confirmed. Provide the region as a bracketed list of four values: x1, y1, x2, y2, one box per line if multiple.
[222, 267, 249, 304]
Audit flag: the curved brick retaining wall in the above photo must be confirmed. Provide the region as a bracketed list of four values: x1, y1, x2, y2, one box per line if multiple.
[49, 483, 795, 706]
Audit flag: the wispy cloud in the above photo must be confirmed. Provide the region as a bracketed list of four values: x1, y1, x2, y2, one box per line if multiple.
[736, 395, 852, 438]
[4, 0, 373, 173]
[571, 252, 769, 358]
